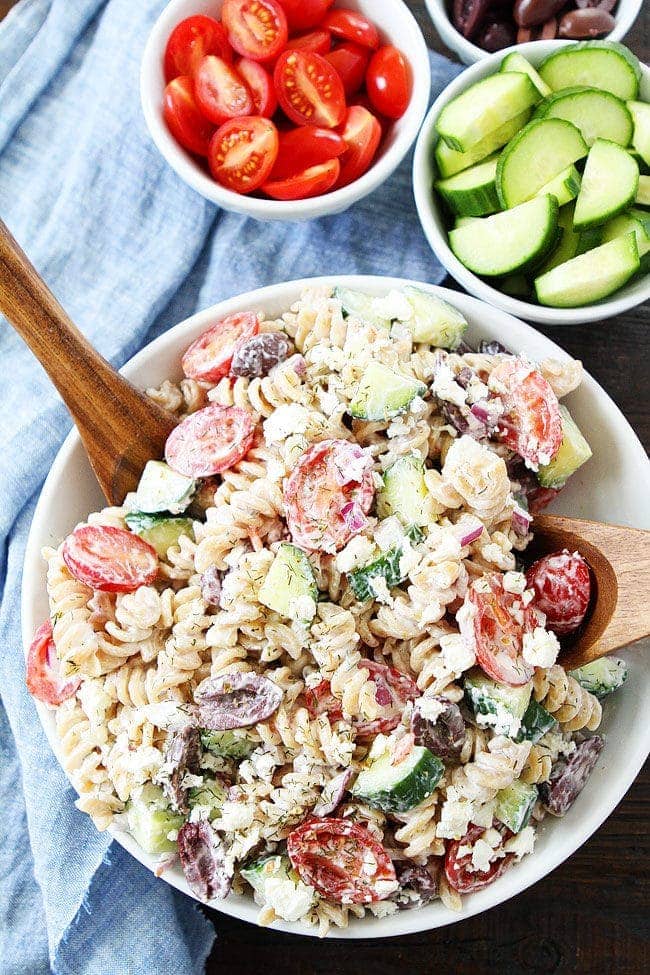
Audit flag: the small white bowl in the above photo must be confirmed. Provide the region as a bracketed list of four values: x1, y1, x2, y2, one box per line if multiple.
[22, 275, 650, 937]
[424, 0, 644, 65]
[140, 0, 431, 221]
[413, 39, 650, 325]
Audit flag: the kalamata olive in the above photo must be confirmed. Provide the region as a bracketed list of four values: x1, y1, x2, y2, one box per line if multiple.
[455, 340, 475, 354]
[453, 0, 500, 39]
[178, 821, 233, 901]
[230, 331, 294, 378]
[575, 0, 616, 10]
[475, 19, 517, 51]
[441, 401, 470, 435]
[455, 366, 475, 389]
[195, 672, 283, 730]
[200, 565, 223, 607]
[514, 0, 567, 27]
[539, 736, 604, 816]
[312, 769, 355, 817]
[393, 861, 440, 909]
[559, 8, 615, 37]
[478, 339, 512, 355]
[411, 697, 466, 762]
[517, 25, 536, 41]
[540, 14, 559, 37]
[160, 725, 202, 813]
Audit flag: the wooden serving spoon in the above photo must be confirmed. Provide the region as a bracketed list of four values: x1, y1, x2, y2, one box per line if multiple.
[1, 217, 649, 668]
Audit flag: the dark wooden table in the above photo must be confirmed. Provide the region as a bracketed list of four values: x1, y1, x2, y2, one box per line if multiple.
[2, 0, 647, 971]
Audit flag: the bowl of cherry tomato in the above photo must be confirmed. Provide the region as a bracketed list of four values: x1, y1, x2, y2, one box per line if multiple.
[141, 0, 431, 219]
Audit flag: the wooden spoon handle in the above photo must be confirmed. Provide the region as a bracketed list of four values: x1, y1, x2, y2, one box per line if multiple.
[0, 219, 175, 504]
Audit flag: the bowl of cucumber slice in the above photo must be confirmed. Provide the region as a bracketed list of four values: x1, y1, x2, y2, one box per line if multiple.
[413, 39, 650, 324]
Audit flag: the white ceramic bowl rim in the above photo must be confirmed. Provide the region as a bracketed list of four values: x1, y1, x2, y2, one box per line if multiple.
[22, 275, 650, 937]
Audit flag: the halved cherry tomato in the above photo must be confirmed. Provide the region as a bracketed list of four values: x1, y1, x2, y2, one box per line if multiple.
[263, 157, 340, 199]
[270, 125, 345, 180]
[366, 45, 412, 119]
[445, 825, 514, 894]
[222, 0, 288, 62]
[287, 818, 397, 904]
[336, 105, 381, 188]
[322, 8, 380, 49]
[459, 573, 536, 687]
[324, 42, 369, 97]
[304, 680, 344, 721]
[164, 15, 232, 82]
[286, 28, 332, 55]
[354, 660, 419, 738]
[26, 620, 81, 706]
[165, 405, 255, 478]
[182, 312, 260, 382]
[62, 526, 159, 593]
[163, 77, 215, 156]
[489, 358, 563, 469]
[526, 550, 592, 636]
[194, 55, 254, 124]
[274, 50, 346, 128]
[279, 0, 335, 32]
[209, 116, 279, 193]
[236, 59, 277, 117]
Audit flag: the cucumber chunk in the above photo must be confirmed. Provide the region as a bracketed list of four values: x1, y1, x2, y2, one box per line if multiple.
[515, 698, 556, 744]
[377, 456, 433, 527]
[435, 110, 532, 178]
[576, 226, 602, 255]
[496, 119, 587, 208]
[534, 232, 639, 307]
[200, 729, 256, 760]
[134, 460, 196, 515]
[436, 72, 540, 153]
[435, 156, 500, 217]
[241, 854, 291, 895]
[600, 211, 650, 268]
[402, 286, 468, 346]
[188, 778, 227, 821]
[351, 737, 444, 813]
[258, 543, 317, 622]
[538, 406, 592, 488]
[349, 548, 404, 602]
[537, 204, 581, 275]
[538, 42, 641, 101]
[636, 175, 650, 207]
[349, 362, 426, 421]
[534, 87, 633, 148]
[628, 100, 650, 167]
[334, 287, 391, 329]
[495, 780, 538, 833]
[534, 164, 581, 208]
[574, 140, 639, 229]
[500, 52, 551, 98]
[125, 512, 194, 558]
[499, 274, 531, 298]
[126, 784, 185, 855]
[449, 195, 558, 277]
[464, 671, 533, 738]
[569, 657, 628, 699]
[241, 854, 316, 920]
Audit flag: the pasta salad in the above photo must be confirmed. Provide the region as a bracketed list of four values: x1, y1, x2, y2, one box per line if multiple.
[27, 285, 629, 935]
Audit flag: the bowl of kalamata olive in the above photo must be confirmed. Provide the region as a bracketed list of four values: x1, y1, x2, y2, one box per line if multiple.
[425, 0, 643, 63]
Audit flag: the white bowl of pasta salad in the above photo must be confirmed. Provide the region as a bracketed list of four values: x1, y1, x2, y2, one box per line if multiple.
[22, 276, 650, 937]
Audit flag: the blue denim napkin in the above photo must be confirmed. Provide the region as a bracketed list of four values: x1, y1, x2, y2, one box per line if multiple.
[0, 1, 461, 971]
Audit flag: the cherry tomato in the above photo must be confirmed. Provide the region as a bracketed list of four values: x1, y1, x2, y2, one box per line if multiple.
[163, 77, 215, 156]
[279, 0, 335, 32]
[164, 15, 232, 82]
[274, 50, 346, 128]
[445, 826, 514, 894]
[222, 0, 288, 62]
[287, 818, 397, 904]
[304, 680, 344, 721]
[336, 104, 381, 188]
[526, 550, 592, 636]
[324, 42, 369, 97]
[354, 660, 419, 738]
[62, 526, 159, 593]
[528, 485, 560, 514]
[322, 8, 380, 49]
[262, 157, 340, 199]
[460, 573, 537, 687]
[209, 116, 279, 193]
[165, 404, 255, 478]
[194, 55, 254, 125]
[489, 358, 563, 469]
[286, 28, 332, 55]
[26, 620, 81, 706]
[269, 125, 345, 180]
[182, 312, 260, 382]
[366, 45, 412, 120]
[236, 59, 277, 117]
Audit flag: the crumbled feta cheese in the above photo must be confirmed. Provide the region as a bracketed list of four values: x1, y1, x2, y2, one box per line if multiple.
[475, 701, 522, 739]
[77, 679, 112, 733]
[335, 535, 376, 573]
[465, 376, 490, 405]
[432, 363, 467, 408]
[399, 540, 421, 578]
[289, 594, 317, 623]
[263, 404, 311, 445]
[368, 575, 393, 605]
[503, 571, 527, 595]
[374, 516, 405, 552]
[437, 786, 475, 840]
[373, 878, 400, 899]
[264, 876, 316, 922]
[372, 289, 413, 322]
[409, 395, 428, 415]
[440, 632, 476, 674]
[315, 386, 340, 415]
[416, 697, 445, 722]
[306, 344, 347, 372]
[469, 838, 496, 874]
[523, 627, 560, 668]
[503, 825, 535, 860]
[142, 701, 191, 730]
[471, 800, 496, 830]
[218, 801, 255, 832]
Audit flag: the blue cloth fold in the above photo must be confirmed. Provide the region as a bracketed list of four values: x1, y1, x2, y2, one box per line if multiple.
[0, 2, 460, 971]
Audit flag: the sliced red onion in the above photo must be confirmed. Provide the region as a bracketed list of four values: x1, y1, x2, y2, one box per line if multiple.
[459, 524, 484, 547]
[341, 501, 368, 534]
[312, 769, 355, 817]
[453, 517, 484, 547]
[470, 399, 503, 431]
[291, 354, 307, 377]
[332, 444, 372, 487]
[512, 504, 533, 537]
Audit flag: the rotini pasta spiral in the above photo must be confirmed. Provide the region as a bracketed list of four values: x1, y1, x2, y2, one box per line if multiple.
[533, 665, 602, 732]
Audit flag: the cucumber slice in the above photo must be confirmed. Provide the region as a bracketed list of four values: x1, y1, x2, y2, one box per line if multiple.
[200, 729, 256, 760]
[499, 274, 531, 298]
[449, 195, 558, 277]
[134, 460, 196, 515]
[125, 512, 193, 558]
[574, 140, 639, 229]
[435, 110, 532, 178]
[515, 698, 556, 744]
[534, 87, 633, 148]
[258, 543, 317, 623]
[538, 42, 641, 101]
[630, 150, 650, 175]
[436, 72, 540, 153]
[188, 778, 227, 821]
[435, 155, 500, 217]
[454, 216, 481, 228]
[334, 287, 391, 329]
[377, 456, 433, 527]
[534, 232, 639, 307]
[495, 780, 538, 833]
[496, 119, 587, 208]
[126, 784, 184, 855]
[600, 211, 650, 267]
[576, 226, 602, 255]
[537, 204, 581, 274]
[534, 164, 581, 207]
[349, 547, 404, 602]
[537, 405, 592, 488]
[628, 100, 650, 167]
[402, 286, 468, 346]
[241, 854, 316, 920]
[242, 854, 292, 894]
[500, 52, 551, 98]
[636, 175, 650, 207]
[349, 362, 426, 421]
[464, 671, 533, 738]
[351, 738, 444, 813]
[569, 657, 628, 699]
